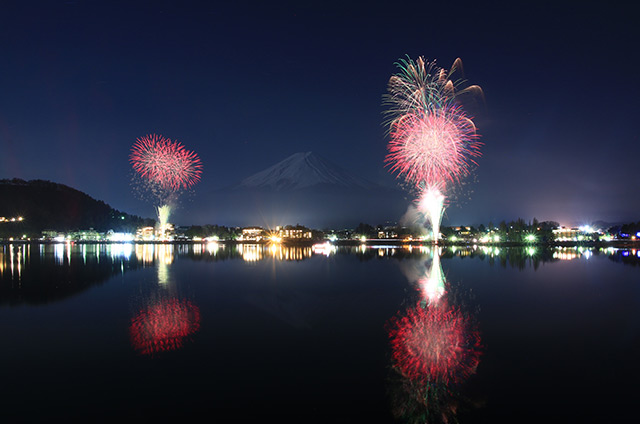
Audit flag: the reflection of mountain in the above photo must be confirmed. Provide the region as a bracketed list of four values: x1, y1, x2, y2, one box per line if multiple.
[245, 290, 315, 330]
[195, 152, 410, 228]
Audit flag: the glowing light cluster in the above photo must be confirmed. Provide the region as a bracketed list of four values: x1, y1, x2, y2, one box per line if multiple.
[130, 298, 201, 355]
[130, 134, 202, 191]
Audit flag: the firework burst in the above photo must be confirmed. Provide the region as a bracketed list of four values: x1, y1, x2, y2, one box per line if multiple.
[383, 56, 482, 242]
[386, 106, 480, 188]
[130, 134, 202, 191]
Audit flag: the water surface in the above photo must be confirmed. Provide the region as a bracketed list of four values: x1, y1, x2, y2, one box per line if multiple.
[1, 243, 639, 422]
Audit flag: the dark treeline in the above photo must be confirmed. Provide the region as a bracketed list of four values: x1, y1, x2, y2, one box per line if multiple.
[346, 218, 561, 243]
[442, 218, 561, 243]
[0, 179, 154, 237]
[184, 225, 241, 240]
[350, 217, 640, 242]
[608, 221, 640, 238]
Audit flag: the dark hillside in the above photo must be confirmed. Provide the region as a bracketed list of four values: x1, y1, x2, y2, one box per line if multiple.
[0, 179, 152, 236]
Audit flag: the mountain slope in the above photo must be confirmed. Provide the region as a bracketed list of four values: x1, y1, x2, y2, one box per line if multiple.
[0, 179, 152, 235]
[236, 152, 381, 191]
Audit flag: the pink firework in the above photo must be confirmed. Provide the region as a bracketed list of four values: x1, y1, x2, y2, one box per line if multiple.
[386, 105, 481, 189]
[130, 298, 201, 355]
[130, 134, 202, 191]
[387, 302, 481, 384]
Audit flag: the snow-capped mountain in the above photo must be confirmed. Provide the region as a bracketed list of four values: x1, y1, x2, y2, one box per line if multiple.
[236, 152, 380, 191]
[191, 152, 410, 228]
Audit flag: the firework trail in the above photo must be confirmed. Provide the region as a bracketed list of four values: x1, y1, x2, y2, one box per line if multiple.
[383, 56, 482, 242]
[130, 134, 202, 234]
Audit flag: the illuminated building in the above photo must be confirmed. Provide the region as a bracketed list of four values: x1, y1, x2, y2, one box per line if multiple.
[41, 230, 61, 240]
[136, 226, 156, 241]
[67, 229, 102, 241]
[553, 227, 579, 241]
[553, 226, 599, 242]
[276, 225, 312, 240]
[378, 228, 398, 239]
[240, 227, 264, 241]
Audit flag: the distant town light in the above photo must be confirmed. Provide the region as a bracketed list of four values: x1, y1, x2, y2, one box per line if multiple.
[108, 232, 134, 242]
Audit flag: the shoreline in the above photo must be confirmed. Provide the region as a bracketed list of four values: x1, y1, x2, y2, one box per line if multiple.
[2, 239, 639, 248]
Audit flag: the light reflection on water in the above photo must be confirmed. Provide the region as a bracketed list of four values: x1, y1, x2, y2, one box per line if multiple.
[2, 243, 640, 276]
[388, 245, 483, 422]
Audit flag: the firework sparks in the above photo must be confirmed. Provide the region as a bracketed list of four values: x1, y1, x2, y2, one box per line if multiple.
[386, 107, 480, 188]
[130, 297, 201, 355]
[387, 301, 481, 385]
[156, 204, 171, 230]
[130, 134, 202, 191]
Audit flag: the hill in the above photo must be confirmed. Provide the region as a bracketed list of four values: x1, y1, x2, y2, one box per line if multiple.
[0, 178, 153, 237]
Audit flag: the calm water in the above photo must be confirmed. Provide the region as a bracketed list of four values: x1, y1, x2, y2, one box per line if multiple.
[1, 243, 639, 423]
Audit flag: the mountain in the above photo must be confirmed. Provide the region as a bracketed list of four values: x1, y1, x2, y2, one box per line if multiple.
[191, 153, 411, 228]
[0, 179, 153, 236]
[236, 152, 381, 191]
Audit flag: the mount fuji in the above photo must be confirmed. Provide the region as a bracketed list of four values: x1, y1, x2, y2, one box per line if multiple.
[190, 152, 410, 228]
[235, 152, 381, 191]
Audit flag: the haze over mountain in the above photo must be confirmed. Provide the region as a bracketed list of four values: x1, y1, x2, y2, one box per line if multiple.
[189, 152, 410, 228]
[235, 152, 382, 191]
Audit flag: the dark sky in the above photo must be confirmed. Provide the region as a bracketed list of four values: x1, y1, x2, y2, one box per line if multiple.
[1, 0, 638, 227]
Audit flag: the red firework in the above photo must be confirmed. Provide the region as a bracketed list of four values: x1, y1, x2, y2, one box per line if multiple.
[385, 106, 481, 189]
[130, 298, 201, 355]
[387, 302, 481, 384]
[130, 134, 202, 191]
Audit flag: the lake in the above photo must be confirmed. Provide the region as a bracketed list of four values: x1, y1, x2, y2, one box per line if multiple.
[1, 242, 639, 423]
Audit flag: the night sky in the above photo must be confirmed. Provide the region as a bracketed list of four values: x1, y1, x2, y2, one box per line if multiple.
[1, 1, 638, 228]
